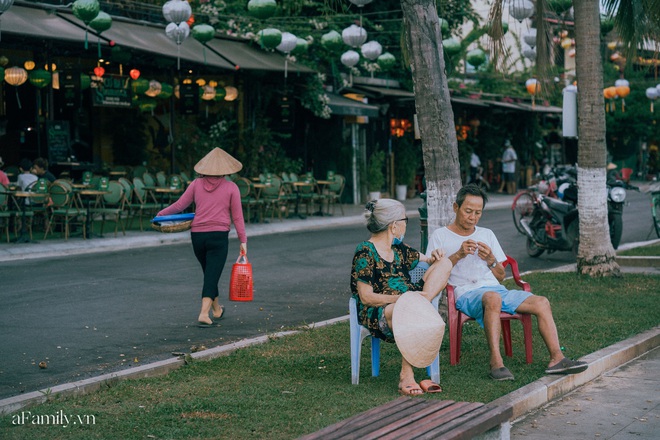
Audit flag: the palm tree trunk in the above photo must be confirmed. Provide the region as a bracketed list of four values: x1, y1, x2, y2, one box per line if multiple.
[573, 0, 620, 276]
[401, 0, 462, 232]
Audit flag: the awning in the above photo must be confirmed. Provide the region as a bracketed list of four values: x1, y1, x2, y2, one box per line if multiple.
[450, 96, 490, 107]
[204, 38, 315, 74]
[3, 5, 88, 44]
[327, 94, 380, 117]
[351, 84, 415, 98]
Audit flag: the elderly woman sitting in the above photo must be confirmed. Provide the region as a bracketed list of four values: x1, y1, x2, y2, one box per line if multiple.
[350, 199, 452, 395]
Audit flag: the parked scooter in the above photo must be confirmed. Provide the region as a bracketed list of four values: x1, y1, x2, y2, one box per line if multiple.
[607, 179, 639, 249]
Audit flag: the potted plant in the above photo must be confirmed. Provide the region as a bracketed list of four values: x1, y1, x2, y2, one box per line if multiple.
[367, 150, 385, 200]
[394, 139, 419, 201]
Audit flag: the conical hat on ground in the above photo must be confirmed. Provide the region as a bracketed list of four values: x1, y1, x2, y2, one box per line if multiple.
[194, 147, 243, 176]
[392, 291, 445, 368]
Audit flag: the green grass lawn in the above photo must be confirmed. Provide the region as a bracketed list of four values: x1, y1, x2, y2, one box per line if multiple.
[1, 273, 658, 440]
[618, 242, 660, 256]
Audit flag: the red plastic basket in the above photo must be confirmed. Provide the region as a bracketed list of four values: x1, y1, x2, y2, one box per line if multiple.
[229, 251, 253, 302]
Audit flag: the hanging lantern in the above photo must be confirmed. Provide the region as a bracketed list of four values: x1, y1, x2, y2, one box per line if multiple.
[361, 41, 382, 61]
[340, 50, 360, 68]
[0, 55, 8, 66]
[342, 24, 367, 48]
[93, 66, 104, 77]
[607, 41, 617, 50]
[144, 80, 162, 97]
[186, 15, 195, 27]
[292, 37, 308, 55]
[646, 87, 659, 113]
[276, 32, 297, 54]
[129, 69, 140, 80]
[214, 86, 227, 101]
[89, 11, 112, 58]
[72, 0, 101, 50]
[247, 0, 277, 20]
[166, 21, 190, 70]
[522, 45, 536, 61]
[509, 0, 534, 22]
[321, 30, 343, 51]
[603, 87, 617, 99]
[466, 48, 486, 68]
[438, 18, 449, 37]
[200, 85, 216, 101]
[4, 66, 27, 86]
[28, 69, 51, 88]
[600, 17, 614, 35]
[258, 28, 282, 49]
[192, 24, 215, 64]
[377, 52, 396, 71]
[138, 97, 158, 113]
[224, 86, 238, 101]
[615, 79, 630, 112]
[162, 0, 191, 24]
[610, 52, 621, 62]
[560, 37, 572, 49]
[525, 78, 540, 95]
[159, 83, 173, 99]
[523, 28, 537, 48]
[131, 78, 150, 95]
[442, 38, 461, 56]
[23, 60, 35, 71]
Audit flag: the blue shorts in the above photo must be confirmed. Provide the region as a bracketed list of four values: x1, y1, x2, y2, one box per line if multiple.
[455, 285, 532, 327]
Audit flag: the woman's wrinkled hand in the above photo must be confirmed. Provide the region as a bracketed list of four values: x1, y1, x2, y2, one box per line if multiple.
[240, 243, 247, 254]
[427, 248, 445, 264]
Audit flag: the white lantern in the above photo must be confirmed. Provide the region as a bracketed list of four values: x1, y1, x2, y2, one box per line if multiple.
[348, 0, 373, 6]
[522, 45, 536, 61]
[276, 32, 298, 54]
[341, 50, 360, 68]
[523, 28, 537, 48]
[224, 86, 238, 102]
[342, 24, 367, 48]
[145, 80, 162, 97]
[201, 85, 216, 101]
[0, 0, 14, 14]
[162, 0, 191, 25]
[509, 0, 534, 22]
[361, 41, 382, 61]
[4, 66, 27, 86]
[166, 21, 190, 44]
[646, 87, 659, 100]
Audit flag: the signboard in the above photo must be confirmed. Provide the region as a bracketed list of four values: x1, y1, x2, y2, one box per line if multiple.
[180, 83, 199, 115]
[60, 70, 80, 108]
[47, 121, 71, 163]
[91, 75, 132, 107]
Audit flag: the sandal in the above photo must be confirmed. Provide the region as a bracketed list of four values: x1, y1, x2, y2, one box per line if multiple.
[419, 379, 442, 393]
[399, 383, 424, 396]
[545, 357, 588, 375]
[490, 367, 515, 381]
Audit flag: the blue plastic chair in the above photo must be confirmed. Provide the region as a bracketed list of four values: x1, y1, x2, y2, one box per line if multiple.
[350, 262, 440, 385]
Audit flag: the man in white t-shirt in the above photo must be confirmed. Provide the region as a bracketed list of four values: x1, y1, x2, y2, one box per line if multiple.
[426, 184, 587, 381]
[500, 140, 517, 194]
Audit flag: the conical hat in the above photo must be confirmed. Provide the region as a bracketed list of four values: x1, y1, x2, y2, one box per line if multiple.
[194, 148, 243, 176]
[392, 292, 445, 368]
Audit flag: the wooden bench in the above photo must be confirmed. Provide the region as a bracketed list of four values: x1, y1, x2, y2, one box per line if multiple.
[298, 397, 512, 440]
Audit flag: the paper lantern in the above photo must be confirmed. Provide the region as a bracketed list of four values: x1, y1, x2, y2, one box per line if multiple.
[93, 66, 105, 77]
[466, 48, 486, 67]
[144, 80, 162, 97]
[292, 37, 308, 55]
[523, 28, 537, 48]
[603, 87, 617, 99]
[159, 83, 173, 99]
[214, 86, 227, 101]
[23, 60, 35, 71]
[560, 37, 572, 49]
[0, 0, 13, 15]
[192, 24, 215, 44]
[28, 69, 51, 88]
[647, 87, 658, 112]
[509, 0, 534, 22]
[607, 41, 617, 50]
[522, 45, 536, 60]
[258, 28, 282, 49]
[72, 0, 100, 23]
[166, 21, 190, 45]
[439, 18, 449, 37]
[361, 40, 382, 61]
[224, 86, 238, 101]
[131, 78, 150, 95]
[138, 97, 158, 113]
[0, 56, 8, 66]
[321, 30, 343, 51]
[89, 11, 111, 33]
[162, 0, 191, 25]
[276, 32, 297, 54]
[247, 0, 277, 20]
[201, 85, 216, 101]
[377, 52, 396, 71]
[341, 50, 360, 68]
[129, 69, 140, 80]
[614, 79, 630, 98]
[600, 17, 614, 35]
[342, 24, 367, 48]
[525, 78, 540, 95]
[442, 38, 461, 56]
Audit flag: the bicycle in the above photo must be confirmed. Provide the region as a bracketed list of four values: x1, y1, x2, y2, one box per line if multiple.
[511, 189, 537, 235]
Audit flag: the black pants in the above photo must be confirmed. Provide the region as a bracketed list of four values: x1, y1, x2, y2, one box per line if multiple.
[191, 231, 229, 299]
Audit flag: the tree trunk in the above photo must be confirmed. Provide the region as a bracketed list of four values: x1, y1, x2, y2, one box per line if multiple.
[573, 0, 620, 276]
[401, 0, 462, 233]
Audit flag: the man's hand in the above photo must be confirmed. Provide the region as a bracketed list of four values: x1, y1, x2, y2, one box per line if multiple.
[475, 241, 497, 266]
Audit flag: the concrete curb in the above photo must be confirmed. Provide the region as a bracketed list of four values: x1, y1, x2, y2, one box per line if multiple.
[490, 326, 660, 420]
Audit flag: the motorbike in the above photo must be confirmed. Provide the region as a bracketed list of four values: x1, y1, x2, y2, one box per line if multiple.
[607, 179, 639, 249]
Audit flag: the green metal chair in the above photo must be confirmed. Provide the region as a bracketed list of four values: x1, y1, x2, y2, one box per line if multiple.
[129, 177, 159, 230]
[89, 180, 127, 237]
[43, 181, 86, 240]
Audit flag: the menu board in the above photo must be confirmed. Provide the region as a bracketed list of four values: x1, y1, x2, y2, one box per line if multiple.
[47, 121, 71, 163]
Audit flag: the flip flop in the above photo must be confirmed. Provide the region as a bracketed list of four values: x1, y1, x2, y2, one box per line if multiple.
[490, 367, 515, 381]
[197, 321, 215, 328]
[212, 306, 226, 320]
[419, 379, 442, 393]
[399, 383, 424, 397]
[545, 357, 588, 375]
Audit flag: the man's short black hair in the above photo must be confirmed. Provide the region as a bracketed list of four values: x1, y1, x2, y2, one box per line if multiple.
[456, 184, 488, 208]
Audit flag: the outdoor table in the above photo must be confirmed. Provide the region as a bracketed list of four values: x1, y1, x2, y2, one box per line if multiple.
[109, 171, 127, 177]
[71, 183, 92, 189]
[78, 189, 111, 239]
[314, 180, 334, 216]
[249, 183, 271, 222]
[8, 191, 43, 243]
[292, 181, 315, 218]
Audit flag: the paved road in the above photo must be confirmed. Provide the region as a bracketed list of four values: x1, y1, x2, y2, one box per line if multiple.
[0, 190, 654, 399]
[511, 347, 659, 439]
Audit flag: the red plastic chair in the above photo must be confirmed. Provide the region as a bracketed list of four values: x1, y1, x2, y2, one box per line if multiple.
[446, 255, 533, 366]
[620, 168, 633, 183]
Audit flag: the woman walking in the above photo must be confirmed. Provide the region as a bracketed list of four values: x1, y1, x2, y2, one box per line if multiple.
[157, 148, 247, 327]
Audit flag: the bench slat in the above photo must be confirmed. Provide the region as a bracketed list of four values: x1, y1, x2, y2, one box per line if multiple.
[417, 404, 513, 440]
[361, 400, 460, 440]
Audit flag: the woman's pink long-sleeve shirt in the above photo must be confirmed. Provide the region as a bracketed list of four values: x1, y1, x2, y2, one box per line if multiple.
[157, 177, 247, 243]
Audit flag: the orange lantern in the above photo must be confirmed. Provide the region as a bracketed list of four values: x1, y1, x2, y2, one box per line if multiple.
[603, 87, 617, 99]
[93, 66, 105, 77]
[615, 79, 630, 112]
[129, 69, 140, 80]
[186, 15, 195, 27]
[560, 37, 572, 49]
[525, 78, 540, 95]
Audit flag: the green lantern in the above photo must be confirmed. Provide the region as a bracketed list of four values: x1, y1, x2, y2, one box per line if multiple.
[502, 21, 509, 35]
[600, 17, 614, 35]
[292, 37, 308, 55]
[258, 28, 282, 49]
[214, 86, 227, 101]
[442, 38, 461, 56]
[29, 69, 52, 88]
[466, 49, 486, 68]
[247, 0, 277, 20]
[192, 24, 216, 64]
[377, 52, 396, 71]
[131, 78, 150, 95]
[89, 11, 112, 58]
[0, 67, 4, 83]
[159, 83, 173, 99]
[111, 45, 132, 64]
[321, 30, 343, 51]
[72, 0, 101, 49]
[0, 56, 8, 67]
[138, 97, 158, 113]
[439, 18, 449, 37]
[80, 73, 91, 90]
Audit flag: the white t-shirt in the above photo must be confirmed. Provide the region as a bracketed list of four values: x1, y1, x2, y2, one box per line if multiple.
[502, 147, 517, 173]
[470, 153, 481, 168]
[426, 226, 506, 299]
